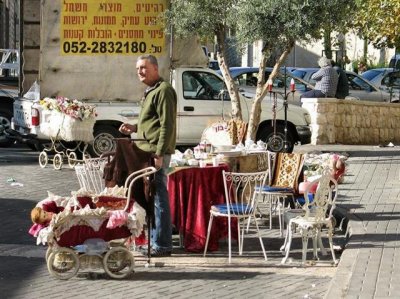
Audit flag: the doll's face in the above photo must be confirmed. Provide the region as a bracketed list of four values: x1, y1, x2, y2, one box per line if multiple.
[39, 210, 54, 224]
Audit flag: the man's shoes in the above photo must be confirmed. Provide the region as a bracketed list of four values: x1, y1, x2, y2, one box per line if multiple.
[140, 246, 172, 257]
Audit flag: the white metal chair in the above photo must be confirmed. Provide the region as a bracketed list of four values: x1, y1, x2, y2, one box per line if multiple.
[203, 170, 268, 263]
[74, 157, 109, 194]
[280, 167, 338, 265]
[260, 152, 304, 236]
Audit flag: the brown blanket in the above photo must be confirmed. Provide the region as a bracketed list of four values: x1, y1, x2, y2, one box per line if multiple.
[103, 138, 155, 217]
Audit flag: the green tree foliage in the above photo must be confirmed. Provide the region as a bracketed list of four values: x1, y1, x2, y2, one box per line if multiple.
[166, 0, 244, 120]
[234, 0, 328, 139]
[166, 0, 354, 141]
[314, 0, 356, 58]
[354, 0, 400, 49]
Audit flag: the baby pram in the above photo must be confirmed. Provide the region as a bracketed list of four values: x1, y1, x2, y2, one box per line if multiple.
[41, 166, 157, 280]
[38, 97, 96, 170]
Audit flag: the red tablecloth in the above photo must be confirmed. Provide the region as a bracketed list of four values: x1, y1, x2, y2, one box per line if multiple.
[168, 164, 233, 252]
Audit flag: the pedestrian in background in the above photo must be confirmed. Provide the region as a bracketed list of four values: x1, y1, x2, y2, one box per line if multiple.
[301, 57, 338, 99]
[119, 54, 177, 257]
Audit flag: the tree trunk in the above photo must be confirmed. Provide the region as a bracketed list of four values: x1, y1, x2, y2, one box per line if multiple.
[245, 51, 268, 141]
[363, 39, 368, 62]
[324, 29, 332, 59]
[215, 27, 242, 120]
[246, 41, 295, 141]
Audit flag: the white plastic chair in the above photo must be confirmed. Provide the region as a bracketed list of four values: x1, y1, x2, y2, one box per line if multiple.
[203, 170, 268, 263]
[280, 167, 338, 265]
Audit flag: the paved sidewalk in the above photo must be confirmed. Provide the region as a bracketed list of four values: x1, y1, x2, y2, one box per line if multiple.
[298, 144, 400, 299]
[1, 144, 400, 298]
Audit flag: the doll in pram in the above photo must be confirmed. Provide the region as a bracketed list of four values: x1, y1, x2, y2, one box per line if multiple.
[29, 166, 157, 280]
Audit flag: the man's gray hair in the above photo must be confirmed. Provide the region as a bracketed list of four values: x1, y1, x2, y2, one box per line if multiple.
[318, 56, 331, 68]
[137, 54, 158, 67]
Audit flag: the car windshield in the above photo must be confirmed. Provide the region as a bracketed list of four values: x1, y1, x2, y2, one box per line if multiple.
[182, 71, 228, 101]
[361, 69, 384, 81]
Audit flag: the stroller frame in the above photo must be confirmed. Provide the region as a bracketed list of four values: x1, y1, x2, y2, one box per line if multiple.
[46, 166, 157, 280]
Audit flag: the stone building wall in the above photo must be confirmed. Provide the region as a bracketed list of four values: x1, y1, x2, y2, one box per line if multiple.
[301, 98, 400, 145]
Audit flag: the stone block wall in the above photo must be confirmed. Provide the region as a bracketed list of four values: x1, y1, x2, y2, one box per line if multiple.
[301, 98, 400, 145]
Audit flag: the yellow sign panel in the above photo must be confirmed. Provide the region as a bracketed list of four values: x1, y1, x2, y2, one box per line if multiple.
[60, 0, 167, 55]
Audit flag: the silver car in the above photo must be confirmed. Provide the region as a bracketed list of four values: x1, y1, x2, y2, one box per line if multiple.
[361, 68, 400, 96]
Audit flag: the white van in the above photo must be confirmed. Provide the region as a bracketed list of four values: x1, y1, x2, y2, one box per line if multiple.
[389, 54, 400, 70]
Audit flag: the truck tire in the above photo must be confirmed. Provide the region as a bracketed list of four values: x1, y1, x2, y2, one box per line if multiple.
[88, 125, 123, 157]
[0, 108, 14, 147]
[258, 125, 295, 153]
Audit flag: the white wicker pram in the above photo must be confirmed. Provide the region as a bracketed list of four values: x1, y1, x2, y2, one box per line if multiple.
[43, 166, 157, 280]
[38, 97, 96, 170]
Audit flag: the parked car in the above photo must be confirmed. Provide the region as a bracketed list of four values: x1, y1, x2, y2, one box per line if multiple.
[216, 67, 313, 105]
[361, 68, 400, 92]
[290, 67, 399, 103]
[389, 54, 400, 70]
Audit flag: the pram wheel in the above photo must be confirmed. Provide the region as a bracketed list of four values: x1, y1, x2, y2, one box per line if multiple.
[39, 151, 48, 168]
[53, 153, 63, 170]
[68, 152, 78, 168]
[47, 247, 79, 280]
[103, 247, 134, 279]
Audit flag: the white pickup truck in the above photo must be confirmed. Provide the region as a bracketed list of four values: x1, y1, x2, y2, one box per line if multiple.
[9, 67, 311, 156]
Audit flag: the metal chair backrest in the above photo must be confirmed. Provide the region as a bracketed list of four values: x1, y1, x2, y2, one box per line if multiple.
[222, 170, 268, 216]
[304, 167, 338, 221]
[74, 157, 108, 194]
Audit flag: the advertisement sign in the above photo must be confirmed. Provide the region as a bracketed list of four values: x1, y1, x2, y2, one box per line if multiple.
[61, 0, 166, 55]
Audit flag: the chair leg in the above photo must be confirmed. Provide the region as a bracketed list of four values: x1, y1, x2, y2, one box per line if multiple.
[238, 219, 245, 256]
[318, 230, 327, 256]
[301, 229, 309, 265]
[280, 223, 290, 252]
[278, 200, 283, 237]
[327, 225, 338, 265]
[254, 215, 267, 261]
[279, 194, 294, 237]
[247, 200, 264, 232]
[246, 213, 251, 232]
[269, 194, 274, 230]
[203, 214, 214, 257]
[281, 221, 295, 264]
[278, 196, 287, 237]
[228, 216, 232, 263]
[312, 228, 319, 260]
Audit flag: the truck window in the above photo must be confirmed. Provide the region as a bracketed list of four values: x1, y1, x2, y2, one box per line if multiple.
[182, 71, 228, 101]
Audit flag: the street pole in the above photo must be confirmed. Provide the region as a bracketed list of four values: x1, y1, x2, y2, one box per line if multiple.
[267, 70, 295, 153]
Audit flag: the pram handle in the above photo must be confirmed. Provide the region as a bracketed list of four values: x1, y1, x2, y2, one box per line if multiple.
[124, 166, 157, 212]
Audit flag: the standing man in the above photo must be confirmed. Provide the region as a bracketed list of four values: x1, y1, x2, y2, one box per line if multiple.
[119, 54, 177, 257]
[301, 57, 338, 99]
